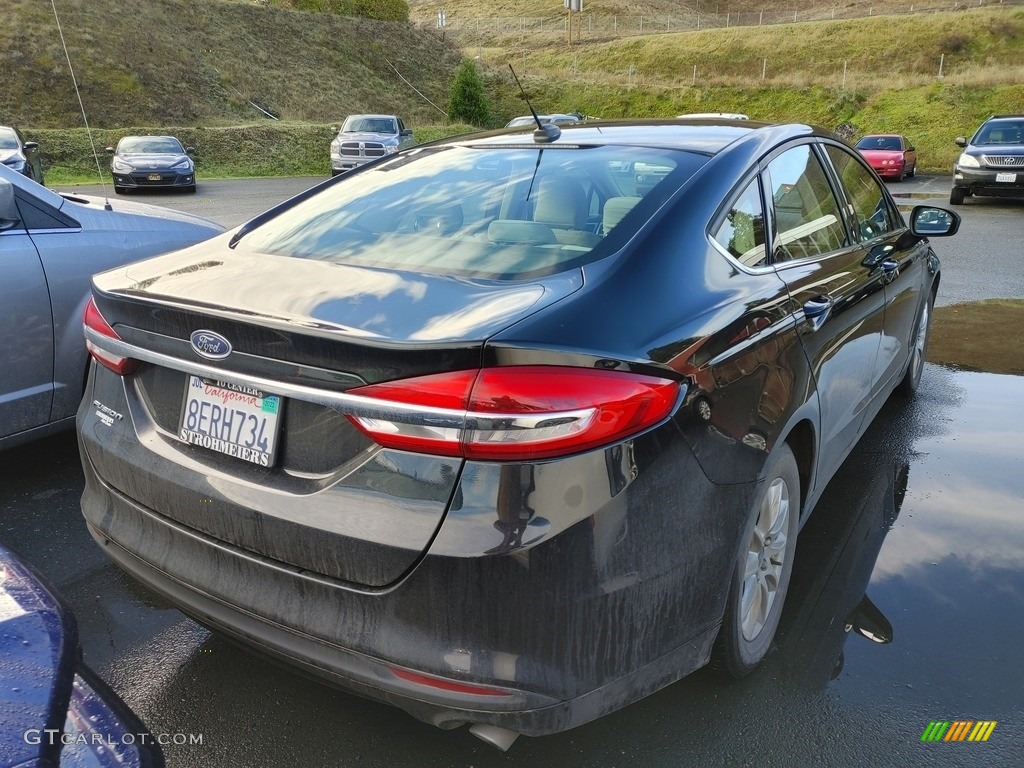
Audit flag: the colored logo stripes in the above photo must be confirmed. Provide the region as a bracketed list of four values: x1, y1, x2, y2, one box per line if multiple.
[921, 721, 997, 742]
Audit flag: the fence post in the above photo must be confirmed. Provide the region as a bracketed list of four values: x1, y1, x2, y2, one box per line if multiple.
[759, 10, 763, 25]
[692, 64, 697, 85]
[726, 12, 730, 27]
[938, 53, 945, 78]
[841, 59, 847, 90]
[762, 58, 767, 79]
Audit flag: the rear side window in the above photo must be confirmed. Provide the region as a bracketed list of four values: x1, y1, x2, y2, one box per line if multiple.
[241, 144, 705, 280]
[712, 178, 767, 267]
[766, 145, 848, 262]
[825, 144, 901, 241]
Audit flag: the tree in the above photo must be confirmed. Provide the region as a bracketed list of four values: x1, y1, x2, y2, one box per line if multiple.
[447, 59, 490, 127]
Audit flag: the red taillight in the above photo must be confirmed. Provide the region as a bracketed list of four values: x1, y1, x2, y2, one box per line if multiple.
[347, 366, 679, 461]
[388, 666, 512, 697]
[83, 297, 137, 375]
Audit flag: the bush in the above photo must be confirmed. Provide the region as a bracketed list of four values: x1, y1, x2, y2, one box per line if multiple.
[447, 59, 490, 128]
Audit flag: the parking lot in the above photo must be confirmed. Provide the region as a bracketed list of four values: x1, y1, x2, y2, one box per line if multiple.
[2, 176, 1022, 767]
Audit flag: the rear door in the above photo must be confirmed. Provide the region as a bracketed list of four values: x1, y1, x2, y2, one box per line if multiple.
[0, 221, 53, 438]
[765, 142, 887, 482]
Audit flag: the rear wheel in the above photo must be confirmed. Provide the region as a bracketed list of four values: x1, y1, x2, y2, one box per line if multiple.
[950, 186, 966, 205]
[896, 292, 933, 397]
[711, 443, 800, 678]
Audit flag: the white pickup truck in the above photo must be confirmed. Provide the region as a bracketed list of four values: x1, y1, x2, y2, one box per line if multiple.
[330, 114, 415, 175]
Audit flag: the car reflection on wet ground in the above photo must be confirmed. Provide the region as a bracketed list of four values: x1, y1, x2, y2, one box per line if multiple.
[1, 363, 1023, 767]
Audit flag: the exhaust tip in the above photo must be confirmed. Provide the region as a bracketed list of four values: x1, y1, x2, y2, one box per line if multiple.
[468, 723, 521, 751]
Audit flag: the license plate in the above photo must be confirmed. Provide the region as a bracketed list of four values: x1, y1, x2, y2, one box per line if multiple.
[179, 376, 282, 467]
[148, 173, 162, 181]
[996, 172, 1016, 183]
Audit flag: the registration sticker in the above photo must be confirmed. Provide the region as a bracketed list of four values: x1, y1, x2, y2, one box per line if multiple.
[179, 376, 282, 467]
[996, 172, 1016, 183]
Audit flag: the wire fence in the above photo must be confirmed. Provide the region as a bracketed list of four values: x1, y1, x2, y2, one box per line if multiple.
[415, 0, 1017, 38]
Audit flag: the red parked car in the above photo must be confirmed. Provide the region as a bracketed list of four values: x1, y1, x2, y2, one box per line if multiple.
[855, 134, 917, 181]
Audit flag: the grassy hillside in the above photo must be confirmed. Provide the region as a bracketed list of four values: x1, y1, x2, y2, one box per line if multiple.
[0, 0, 461, 127]
[5, 0, 1023, 179]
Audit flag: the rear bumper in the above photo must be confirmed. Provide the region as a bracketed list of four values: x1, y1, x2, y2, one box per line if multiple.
[78, 362, 753, 735]
[79, 449, 728, 735]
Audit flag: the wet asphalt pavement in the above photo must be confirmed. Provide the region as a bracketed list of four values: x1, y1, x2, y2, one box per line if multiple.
[2, 176, 1022, 766]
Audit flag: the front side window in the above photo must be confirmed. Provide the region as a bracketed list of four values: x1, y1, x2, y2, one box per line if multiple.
[712, 178, 767, 267]
[240, 144, 705, 280]
[826, 144, 900, 242]
[766, 145, 848, 263]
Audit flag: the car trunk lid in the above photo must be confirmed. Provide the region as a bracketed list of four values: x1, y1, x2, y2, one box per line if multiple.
[85, 248, 581, 587]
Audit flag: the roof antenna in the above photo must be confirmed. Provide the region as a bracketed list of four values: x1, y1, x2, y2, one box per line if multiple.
[50, 0, 112, 210]
[508, 64, 560, 144]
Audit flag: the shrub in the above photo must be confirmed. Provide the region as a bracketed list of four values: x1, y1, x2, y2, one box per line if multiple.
[447, 59, 490, 128]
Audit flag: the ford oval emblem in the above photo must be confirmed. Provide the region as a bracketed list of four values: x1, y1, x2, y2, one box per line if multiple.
[190, 330, 232, 360]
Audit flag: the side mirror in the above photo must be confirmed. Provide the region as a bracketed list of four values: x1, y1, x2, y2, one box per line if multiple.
[0, 179, 21, 231]
[909, 205, 961, 237]
[906, 145, 915, 152]
[105, 146, 115, 154]
[23, 141, 39, 151]
[186, 146, 196, 155]
[954, 136, 967, 147]
[400, 129, 413, 137]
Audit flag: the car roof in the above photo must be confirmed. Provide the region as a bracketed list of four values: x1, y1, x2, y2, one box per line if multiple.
[860, 133, 902, 137]
[463, 119, 815, 157]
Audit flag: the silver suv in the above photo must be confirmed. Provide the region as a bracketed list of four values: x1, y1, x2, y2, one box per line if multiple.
[330, 114, 414, 175]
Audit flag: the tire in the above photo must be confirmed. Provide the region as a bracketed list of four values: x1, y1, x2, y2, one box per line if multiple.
[710, 442, 800, 678]
[950, 186, 966, 205]
[909, 163, 916, 178]
[895, 291, 933, 397]
[113, 186, 125, 194]
[185, 185, 197, 194]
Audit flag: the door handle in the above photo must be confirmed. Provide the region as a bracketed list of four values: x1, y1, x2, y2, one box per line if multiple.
[802, 295, 832, 331]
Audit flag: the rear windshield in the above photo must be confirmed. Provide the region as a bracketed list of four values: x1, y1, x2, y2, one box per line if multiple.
[242, 144, 705, 280]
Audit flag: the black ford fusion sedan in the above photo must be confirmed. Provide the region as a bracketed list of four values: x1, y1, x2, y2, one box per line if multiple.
[77, 120, 958, 749]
